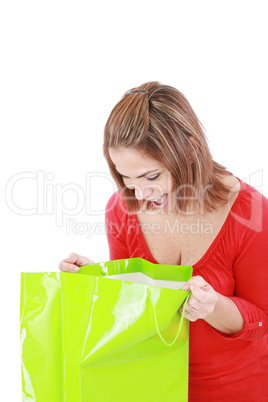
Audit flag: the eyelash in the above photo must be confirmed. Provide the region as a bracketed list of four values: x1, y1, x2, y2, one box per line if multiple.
[147, 173, 160, 181]
[120, 173, 160, 181]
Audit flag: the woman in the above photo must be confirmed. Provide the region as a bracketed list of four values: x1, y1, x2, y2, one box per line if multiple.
[59, 82, 268, 401]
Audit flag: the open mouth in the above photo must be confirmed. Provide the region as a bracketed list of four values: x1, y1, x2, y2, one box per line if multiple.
[150, 193, 168, 209]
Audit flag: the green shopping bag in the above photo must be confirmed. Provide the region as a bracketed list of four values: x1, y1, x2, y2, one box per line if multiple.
[20, 258, 192, 402]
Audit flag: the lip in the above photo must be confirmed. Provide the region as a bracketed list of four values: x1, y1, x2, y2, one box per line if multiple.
[150, 193, 168, 209]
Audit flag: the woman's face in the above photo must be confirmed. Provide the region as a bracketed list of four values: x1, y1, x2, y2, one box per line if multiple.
[109, 147, 176, 210]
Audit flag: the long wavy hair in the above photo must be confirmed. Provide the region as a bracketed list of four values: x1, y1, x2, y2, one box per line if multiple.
[103, 81, 232, 213]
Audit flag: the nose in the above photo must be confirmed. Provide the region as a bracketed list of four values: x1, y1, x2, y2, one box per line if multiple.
[134, 186, 154, 201]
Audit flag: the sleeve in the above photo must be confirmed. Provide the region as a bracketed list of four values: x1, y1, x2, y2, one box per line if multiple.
[105, 192, 131, 260]
[228, 192, 268, 341]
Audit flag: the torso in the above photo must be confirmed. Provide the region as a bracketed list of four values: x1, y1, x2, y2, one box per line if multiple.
[136, 175, 240, 266]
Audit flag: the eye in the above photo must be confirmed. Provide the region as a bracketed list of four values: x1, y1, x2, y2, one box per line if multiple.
[147, 173, 160, 181]
[118, 173, 128, 181]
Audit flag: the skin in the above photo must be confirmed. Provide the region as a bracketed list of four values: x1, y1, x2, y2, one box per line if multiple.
[59, 147, 244, 336]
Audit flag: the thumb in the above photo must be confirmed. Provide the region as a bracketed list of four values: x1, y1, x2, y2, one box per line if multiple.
[181, 282, 191, 291]
[65, 252, 94, 267]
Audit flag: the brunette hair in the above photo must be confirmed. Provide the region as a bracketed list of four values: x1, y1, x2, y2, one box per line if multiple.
[103, 81, 232, 213]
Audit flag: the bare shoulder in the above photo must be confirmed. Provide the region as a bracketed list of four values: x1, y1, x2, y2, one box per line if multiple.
[227, 174, 240, 191]
[222, 173, 240, 195]
[218, 174, 241, 212]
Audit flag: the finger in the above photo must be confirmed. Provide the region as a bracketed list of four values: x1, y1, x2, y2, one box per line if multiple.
[181, 304, 199, 322]
[186, 288, 218, 316]
[181, 283, 191, 291]
[180, 291, 208, 314]
[190, 285, 217, 305]
[179, 299, 194, 315]
[181, 299, 209, 321]
[184, 306, 196, 317]
[64, 252, 94, 267]
[182, 302, 194, 315]
[187, 297, 215, 315]
[58, 261, 80, 273]
[181, 275, 209, 291]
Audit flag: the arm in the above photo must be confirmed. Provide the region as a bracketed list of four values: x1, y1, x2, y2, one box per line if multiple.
[181, 191, 268, 339]
[226, 222, 268, 340]
[206, 293, 244, 335]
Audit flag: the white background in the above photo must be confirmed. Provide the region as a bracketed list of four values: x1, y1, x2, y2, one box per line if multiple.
[1, 1, 267, 399]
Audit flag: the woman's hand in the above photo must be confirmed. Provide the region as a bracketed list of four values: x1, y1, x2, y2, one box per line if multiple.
[179, 275, 218, 322]
[179, 275, 244, 334]
[58, 252, 94, 273]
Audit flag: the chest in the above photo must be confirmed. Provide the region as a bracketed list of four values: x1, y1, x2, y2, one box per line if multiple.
[137, 210, 227, 266]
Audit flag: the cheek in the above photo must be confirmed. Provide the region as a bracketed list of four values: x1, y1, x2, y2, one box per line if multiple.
[163, 174, 175, 192]
[170, 179, 176, 192]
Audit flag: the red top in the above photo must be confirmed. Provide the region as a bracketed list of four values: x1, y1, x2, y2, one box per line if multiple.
[105, 179, 268, 401]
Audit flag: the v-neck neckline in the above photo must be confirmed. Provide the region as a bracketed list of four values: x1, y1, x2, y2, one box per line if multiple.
[131, 178, 243, 268]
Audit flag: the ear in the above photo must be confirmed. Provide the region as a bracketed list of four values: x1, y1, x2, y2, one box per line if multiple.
[188, 136, 200, 162]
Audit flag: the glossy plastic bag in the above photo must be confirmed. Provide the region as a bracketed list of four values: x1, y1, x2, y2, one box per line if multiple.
[20, 258, 192, 401]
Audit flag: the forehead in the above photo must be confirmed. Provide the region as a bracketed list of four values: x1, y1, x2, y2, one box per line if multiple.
[109, 147, 163, 174]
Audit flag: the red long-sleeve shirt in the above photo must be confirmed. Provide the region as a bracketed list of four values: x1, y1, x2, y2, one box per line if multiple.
[105, 179, 268, 401]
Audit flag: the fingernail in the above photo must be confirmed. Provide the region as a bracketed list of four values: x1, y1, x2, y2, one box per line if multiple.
[73, 267, 80, 272]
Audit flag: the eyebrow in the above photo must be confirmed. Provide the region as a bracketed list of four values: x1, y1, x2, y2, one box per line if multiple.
[116, 169, 159, 179]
